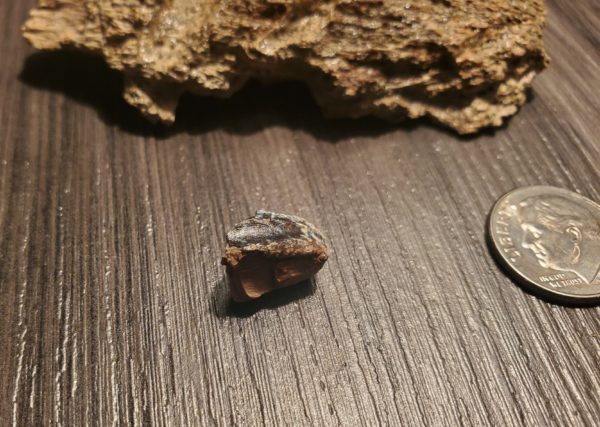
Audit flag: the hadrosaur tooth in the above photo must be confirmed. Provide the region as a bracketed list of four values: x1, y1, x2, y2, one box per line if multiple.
[222, 211, 328, 302]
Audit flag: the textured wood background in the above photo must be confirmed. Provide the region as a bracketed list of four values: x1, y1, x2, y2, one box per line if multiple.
[1, 1, 599, 425]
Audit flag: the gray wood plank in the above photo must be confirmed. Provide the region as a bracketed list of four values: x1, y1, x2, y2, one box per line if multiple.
[1, 0, 598, 425]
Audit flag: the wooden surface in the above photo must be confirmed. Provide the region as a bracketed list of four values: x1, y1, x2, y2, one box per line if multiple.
[1, 1, 599, 425]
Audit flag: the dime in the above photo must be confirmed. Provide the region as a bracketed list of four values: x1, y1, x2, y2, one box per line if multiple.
[488, 186, 600, 304]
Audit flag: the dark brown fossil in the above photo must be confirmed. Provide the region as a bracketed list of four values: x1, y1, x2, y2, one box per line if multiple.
[222, 211, 329, 302]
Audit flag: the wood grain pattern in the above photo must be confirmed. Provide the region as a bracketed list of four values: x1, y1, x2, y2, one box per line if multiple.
[1, 1, 599, 425]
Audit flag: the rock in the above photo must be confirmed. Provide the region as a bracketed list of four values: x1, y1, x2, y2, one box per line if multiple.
[22, 0, 548, 134]
[222, 211, 328, 302]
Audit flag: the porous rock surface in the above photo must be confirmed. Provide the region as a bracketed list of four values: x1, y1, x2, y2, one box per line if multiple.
[23, 0, 548, 134]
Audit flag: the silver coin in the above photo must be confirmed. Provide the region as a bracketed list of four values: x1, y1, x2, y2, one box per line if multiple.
[489, 186, 600, 304]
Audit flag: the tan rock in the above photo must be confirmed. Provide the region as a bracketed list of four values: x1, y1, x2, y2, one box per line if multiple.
[23, 0, 548, 134]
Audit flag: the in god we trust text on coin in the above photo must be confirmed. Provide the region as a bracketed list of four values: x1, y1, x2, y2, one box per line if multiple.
[489, 186, 600, 304]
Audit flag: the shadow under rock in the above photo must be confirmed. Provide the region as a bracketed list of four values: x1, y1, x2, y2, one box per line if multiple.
[20, 50, 432, 142]
[20, 50, 524, 142]
[19, 50, 159, 136]
[211, 276, 316, 318]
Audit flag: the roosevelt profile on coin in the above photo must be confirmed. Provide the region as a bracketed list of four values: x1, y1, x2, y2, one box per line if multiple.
[517, 195, 600, 284]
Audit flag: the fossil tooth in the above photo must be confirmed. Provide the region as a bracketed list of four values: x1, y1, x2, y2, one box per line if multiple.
[222, 211, 328, 302]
